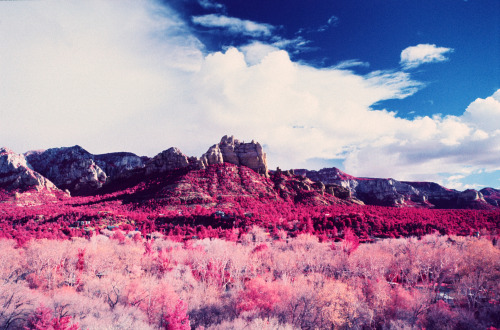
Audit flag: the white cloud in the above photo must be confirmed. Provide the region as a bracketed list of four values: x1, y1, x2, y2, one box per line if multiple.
[239, 42, 280, 65]
[0, 0, 203, 155]
[192, 14, 273, 37]
[400, 44, 454, 69]
[332, 59, 370, 70]
[198, 0, 225, 10]
[342, 90, 500, 184]
[462, 90, 500, 132]
[271, 36, 313, 53]
[1, 1, 499, 189]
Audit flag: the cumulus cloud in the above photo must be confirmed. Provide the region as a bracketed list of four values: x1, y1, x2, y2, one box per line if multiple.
[0, 0, 203, 155]
[400, 44, 454, 69]
[462, 90, 500, 132]
[342, 91, 500, 185]
[192, 14, 273, 37]
[239, 42, 280, 65]
[1, 0, 499, 189]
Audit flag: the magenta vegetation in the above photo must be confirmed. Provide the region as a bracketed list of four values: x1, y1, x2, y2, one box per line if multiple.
[1, 137, 499, 329]
[0, 233, 499, 329]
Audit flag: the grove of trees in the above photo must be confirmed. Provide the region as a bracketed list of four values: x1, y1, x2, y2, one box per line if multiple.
[0, 231, 498, 329]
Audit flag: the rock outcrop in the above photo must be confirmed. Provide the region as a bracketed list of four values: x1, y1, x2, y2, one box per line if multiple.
[298, 167, 492, 209]
[402, 182, 460, 208]
[26, 146, 107, 194]
[297, 168, 424, 207]
[3, 138, 496, 210]
[95, 152, 147, 179]
[199, 135, 268, 176]
[457, 189, 487, 208]
[144, 147, 190, 175]
[480, 187, 500, 207]
[0, 147, 56, 192]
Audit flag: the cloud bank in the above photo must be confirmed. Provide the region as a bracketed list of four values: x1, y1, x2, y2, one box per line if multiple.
[0, 0, 498, 189]
[400, 44, 454, 69]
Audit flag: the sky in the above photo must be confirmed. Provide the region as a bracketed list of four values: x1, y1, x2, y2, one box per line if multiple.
[0, 0, 499, 190]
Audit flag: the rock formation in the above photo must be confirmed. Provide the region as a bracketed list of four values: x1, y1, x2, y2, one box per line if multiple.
[299, 167, 492, 209]
[26, 146, 107, 194]
[95, 152, 147, 179]
[199, 135, 268, 176]
[480, 187, 500, 207]
[297, 168, 424, 207]
[144, 147, 190, 175]
[0, 147, 56, 192]
[0, 138, 496, 210]
[457, 189, 487, 208]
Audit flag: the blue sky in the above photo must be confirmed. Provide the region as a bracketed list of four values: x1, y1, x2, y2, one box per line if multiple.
[178, 0, 499, 118]
[0, 0, 499, 189]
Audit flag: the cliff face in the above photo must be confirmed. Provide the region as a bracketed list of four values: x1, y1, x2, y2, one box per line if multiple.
[299, 167, 491, 209]
[144, 147, 190, 175]
[403, 182, 489, 209]
[25, 146, 107, 194]
[199, 135, 268, 177]
[19, 136, 269, 195]
[0, 147, 56, 192]
[480, 187, 500, 207]
[94, 152, 147, 179]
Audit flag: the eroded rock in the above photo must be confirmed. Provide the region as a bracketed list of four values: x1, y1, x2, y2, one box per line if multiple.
[25, 146, 106, 194]
[199, 135, 268, 176]
[0, 147, 56, 192]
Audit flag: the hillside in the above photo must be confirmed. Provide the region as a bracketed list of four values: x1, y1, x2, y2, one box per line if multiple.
[0, 136, 498, 244]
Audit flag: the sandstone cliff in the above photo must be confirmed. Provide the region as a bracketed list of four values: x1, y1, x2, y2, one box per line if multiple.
[480, 187, 500, 207]
[144, 147, 190, 175]
[95, 152, 147, 178]
[199, 135, 268, 176]
[299, 167, 491, 209]
[26, 146, 107, 194]
[0, 147, 56, 192]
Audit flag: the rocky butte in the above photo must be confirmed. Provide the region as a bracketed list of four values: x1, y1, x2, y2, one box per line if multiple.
[198, 135, 268, 177]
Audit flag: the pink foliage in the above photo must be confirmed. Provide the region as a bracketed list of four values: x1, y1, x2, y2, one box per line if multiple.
[25, 305, 52, 330]
[237, 277, 289, 316]
[342, 228, 360, 255]
[76, 248, 85, 272]
[25, 305, 79, 330]
[163, 300, 190, 330]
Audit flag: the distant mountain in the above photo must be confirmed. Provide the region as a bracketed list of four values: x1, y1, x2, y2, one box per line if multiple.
[0, 136, 498, 210]
[297, 167, 496, 209]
